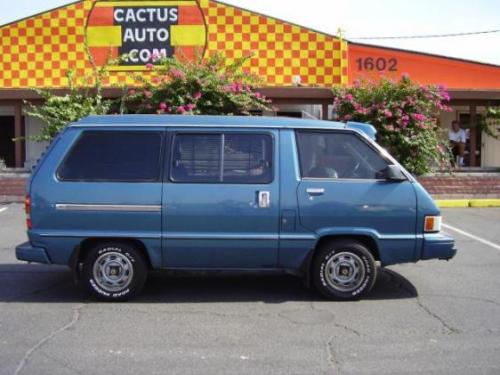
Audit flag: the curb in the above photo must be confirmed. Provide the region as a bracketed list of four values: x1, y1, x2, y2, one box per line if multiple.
[435, 199, 500, 208]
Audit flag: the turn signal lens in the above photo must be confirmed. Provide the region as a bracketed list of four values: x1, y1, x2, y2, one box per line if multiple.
[25, 196, 32, 230]
[24, 196, 31, 214]
[424, 216, 441, 233]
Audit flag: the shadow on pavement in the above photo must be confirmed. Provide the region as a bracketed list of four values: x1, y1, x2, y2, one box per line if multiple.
[0, 263, 417, 303]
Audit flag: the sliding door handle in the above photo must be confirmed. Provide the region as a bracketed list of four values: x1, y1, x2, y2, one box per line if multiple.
[258, 191, 270, 208]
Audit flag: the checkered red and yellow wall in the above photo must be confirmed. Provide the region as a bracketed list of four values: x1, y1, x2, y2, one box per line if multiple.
[0, 0, 348, 89]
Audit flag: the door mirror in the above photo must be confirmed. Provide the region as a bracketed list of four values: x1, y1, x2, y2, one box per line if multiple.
[376, 165, 407, 181]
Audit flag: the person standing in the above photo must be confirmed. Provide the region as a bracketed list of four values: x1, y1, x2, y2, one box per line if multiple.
[448, 120, 467, 167]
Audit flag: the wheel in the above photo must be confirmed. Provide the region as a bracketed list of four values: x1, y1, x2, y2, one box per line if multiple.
[312, 239, 377, 300]
[81, 242, 148, 301]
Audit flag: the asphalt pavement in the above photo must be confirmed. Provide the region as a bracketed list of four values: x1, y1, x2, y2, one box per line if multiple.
[1, 204, 499, 375]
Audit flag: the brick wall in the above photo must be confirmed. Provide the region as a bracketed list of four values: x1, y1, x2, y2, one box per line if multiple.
[0, 175, 27, 203]
[418, 175, 500, 199]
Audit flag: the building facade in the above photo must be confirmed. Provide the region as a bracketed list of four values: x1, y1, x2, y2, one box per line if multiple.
[0, 0, 499, 169]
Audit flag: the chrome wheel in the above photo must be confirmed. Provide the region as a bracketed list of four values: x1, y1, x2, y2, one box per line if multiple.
[92, 251, 134, 292]
[324, 252, 365, 292]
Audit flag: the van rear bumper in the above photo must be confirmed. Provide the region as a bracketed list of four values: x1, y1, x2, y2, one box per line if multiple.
[16, 241, 51, 264]
[421, 233, 457, 261]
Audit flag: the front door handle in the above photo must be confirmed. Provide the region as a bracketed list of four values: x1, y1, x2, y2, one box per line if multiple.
[306, 188, 325, 196]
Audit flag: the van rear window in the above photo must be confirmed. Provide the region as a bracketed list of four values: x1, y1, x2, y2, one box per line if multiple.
[57, 131, 162, 182]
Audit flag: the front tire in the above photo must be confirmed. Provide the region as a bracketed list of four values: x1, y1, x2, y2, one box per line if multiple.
[81, 242, 148, 301]
[313, 239, 377, 300]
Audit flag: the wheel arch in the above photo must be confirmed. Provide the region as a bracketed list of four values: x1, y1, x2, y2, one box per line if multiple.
[301, 234, 380, 288]
[69, 237, 153, 276]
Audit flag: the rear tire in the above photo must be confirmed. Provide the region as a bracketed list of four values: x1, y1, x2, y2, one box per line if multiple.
[81, 242, 148, 302]
[312, 239, 377, 300]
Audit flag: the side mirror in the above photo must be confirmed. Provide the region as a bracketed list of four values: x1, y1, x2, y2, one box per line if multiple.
[376, 165, 407, 182]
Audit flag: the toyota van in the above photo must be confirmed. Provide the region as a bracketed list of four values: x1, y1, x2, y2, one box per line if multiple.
[16, 115, 456, 301]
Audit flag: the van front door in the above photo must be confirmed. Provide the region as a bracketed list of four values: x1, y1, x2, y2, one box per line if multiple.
[295, 131, 417, 265]
[161, 130, 279, 269]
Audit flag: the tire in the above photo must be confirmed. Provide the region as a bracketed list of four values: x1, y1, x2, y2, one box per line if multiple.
[312, 239, 377, 300]
[81, 241, 148, 302]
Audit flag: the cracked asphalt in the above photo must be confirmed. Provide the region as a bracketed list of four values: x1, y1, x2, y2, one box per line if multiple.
[1, 203, 500, 374]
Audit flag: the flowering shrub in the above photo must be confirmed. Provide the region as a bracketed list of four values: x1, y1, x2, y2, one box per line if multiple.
[122, 53, 271, 115]
[332, 76, 452, 175]
[25, 49, 112, 142]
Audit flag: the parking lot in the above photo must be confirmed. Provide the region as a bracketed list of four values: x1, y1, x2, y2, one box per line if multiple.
[1, 203, 499, 375]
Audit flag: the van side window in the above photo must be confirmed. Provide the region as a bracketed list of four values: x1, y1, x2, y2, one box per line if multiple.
[223, 134, 272, 183]
[171, 133, 273, 183]
[297, 131, 388, 179]
[58, 131, 162, 182]
[171, 134, 221, 182]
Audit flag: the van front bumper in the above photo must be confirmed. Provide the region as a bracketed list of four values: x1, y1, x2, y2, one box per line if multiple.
[421, 233, 457, 261]
[16, 241, 51, 264]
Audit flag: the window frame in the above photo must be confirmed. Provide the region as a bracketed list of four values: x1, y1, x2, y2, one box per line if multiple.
[169, 130, 275, 185]
[295, 129, 391, 181]
[56, 130, 165, 183]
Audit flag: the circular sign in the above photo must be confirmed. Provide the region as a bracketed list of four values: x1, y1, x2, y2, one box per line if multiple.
[86, 0, 207, 68]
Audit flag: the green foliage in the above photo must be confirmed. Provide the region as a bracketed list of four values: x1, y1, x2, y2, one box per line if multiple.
[24, 48, 113, 142]
[479, 106, 500, 139]
[332, 76, 452, 175]
[121, 53, 271, 115]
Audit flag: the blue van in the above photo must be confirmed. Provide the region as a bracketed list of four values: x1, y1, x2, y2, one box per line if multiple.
[16, 115, 456, 301]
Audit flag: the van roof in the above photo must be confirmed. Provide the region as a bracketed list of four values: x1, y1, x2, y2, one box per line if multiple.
[73, 114, 344, 128]
[71, 115, 376, 139]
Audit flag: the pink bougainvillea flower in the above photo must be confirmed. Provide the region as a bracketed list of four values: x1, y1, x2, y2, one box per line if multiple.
[146, 63, 154, 70]
[144, 90, 153, 99]
[170, 69, 185, 79]
[186, 103, 196, 111]
[345, 93, 353, 101]
[193, 92, 202, 100]
[254, 92, 261, 99]
[159, 102, 167, 110]
[413, 113, 426, 121]
[177, 106, 186, 114]
[151, 51, 164, 62]
[128, 89, 136, 96]
[384, 109, 393, 118]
